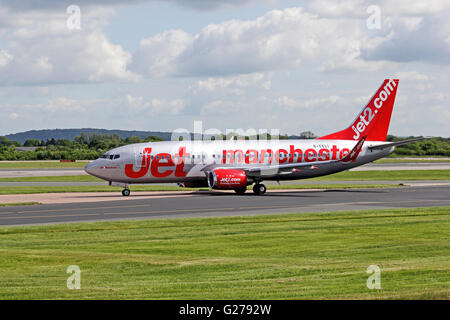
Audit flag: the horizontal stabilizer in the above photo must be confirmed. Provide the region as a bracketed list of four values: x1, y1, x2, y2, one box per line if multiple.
[369, 137, 430, 150]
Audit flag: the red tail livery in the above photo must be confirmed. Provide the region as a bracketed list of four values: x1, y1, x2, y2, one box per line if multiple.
[318, 79, 398, 141]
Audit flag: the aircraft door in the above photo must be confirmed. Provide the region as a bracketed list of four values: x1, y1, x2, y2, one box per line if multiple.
[134, 146, 148, 168]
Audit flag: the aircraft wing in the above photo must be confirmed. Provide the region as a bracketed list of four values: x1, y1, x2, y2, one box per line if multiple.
[246, 135, 367, 174]
[368, 137, 429, 150]
[202, 136, 367, 175]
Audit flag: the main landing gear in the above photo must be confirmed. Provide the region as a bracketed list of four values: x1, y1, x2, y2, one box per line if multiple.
[252, 183, 267, 195]
[234, 183, 267, 195]
[122, 188, 130, 196]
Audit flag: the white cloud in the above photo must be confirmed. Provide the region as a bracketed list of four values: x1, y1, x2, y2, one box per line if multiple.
[150, 98, 186, 115]
[136, 7, 342, 76]
[275, 95, 341, 111]
[0, 0, 255, 12]
[192, 72, 269, 95]
[0, 50, 12, 68]
[394, 71, 431, 81]
[0, 6, 138, 85]
[131, 2, 450, 78]
[8, 112, 19, 119]
[132, 29, 193, 78]
[125, 94, 186, 115]
[42, 97, 87, 113]
[2, 2, 449, 85]
[20, 97, 105, 113]
[200, 99, 244, 115]
[308, 0, 367, 18]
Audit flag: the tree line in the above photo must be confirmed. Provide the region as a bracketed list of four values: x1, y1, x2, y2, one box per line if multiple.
[0, 133, 163, 161]
[0, 133, 448, 160]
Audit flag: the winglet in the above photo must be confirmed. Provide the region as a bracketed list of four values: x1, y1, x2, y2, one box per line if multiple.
[342, 135, 367, 162]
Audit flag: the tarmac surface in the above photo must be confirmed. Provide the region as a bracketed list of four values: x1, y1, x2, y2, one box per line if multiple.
[0, 185, 449, 226]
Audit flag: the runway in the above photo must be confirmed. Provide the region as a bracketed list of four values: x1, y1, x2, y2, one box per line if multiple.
[0, 185, 448, 226]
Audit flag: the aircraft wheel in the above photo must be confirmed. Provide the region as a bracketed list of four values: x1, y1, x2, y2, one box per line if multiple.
[122, 189, 130, 197]
[234, 187, 247, 195]
[253, 183, 266, 195]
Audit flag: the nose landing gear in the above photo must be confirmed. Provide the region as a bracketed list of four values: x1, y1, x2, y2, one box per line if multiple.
[252, 183, 267, 195]
[122, 188, 130, 196]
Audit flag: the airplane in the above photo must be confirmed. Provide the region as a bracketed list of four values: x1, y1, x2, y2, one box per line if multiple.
[85, 79, 426, 196]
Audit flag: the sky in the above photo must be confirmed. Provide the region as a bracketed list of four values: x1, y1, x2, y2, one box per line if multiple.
[0, 0, 449, 137]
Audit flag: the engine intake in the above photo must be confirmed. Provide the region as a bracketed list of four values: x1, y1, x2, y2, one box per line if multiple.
[208, 169, 248, 189]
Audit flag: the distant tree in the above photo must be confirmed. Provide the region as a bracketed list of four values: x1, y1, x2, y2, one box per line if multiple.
[0, 136, 21, 147]
[24, 139, 42, 147]
[56, 139, 73, 147]
[46, 138, 57, 146]
[299, 131, 317, 139]
[125, 136, 143, 144]
[144, 136, 164, 142]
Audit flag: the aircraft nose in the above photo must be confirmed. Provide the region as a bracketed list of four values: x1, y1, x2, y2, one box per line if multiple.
[84, 161, 98, 176]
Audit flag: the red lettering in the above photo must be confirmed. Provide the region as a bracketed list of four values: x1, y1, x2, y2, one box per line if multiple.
[259, 149, 273, 164]
[124, 147, 152, 178]
[223, 150, 243, 164]
[330, 145, 339, 160]
[289, 145, 302, 163]
[318, 148, 330, 161]
[174, 147, 189, 177]
[275, 149, 288, 163]
[245, 149, 258, 164]
[339, 148, 350, 160]
[150, 153, 174, 178]
[304, 149, 317, 162]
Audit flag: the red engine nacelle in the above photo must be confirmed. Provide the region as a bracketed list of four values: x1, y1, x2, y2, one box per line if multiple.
[208, 169, 248, 189]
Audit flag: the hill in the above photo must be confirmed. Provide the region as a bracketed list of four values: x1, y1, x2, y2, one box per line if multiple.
[5, 129, 173, 144]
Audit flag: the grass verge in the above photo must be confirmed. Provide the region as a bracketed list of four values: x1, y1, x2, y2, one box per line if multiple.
[0, 161, 90, 169]
[375, 159, 450, 163]
[0, 206, 448, 299]
[0, 202, 41, 207]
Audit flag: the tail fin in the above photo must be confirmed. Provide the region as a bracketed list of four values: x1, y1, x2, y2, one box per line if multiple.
[318, 79, 399, 141]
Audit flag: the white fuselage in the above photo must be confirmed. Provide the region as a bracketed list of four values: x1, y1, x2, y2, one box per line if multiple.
[84, 139, 394, 184]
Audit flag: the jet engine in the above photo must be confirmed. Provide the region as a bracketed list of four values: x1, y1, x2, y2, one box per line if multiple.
[207, 169, 248, 189]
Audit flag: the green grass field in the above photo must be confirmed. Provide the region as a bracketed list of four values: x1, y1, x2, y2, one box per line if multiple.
[375, 158, 450, 163]
[0, 207, 448, 299]
[0, 202, 40, 207]
[0, 161, 90, 169]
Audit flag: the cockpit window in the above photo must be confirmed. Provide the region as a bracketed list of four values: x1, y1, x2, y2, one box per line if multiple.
[100, 153, 120, 160]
